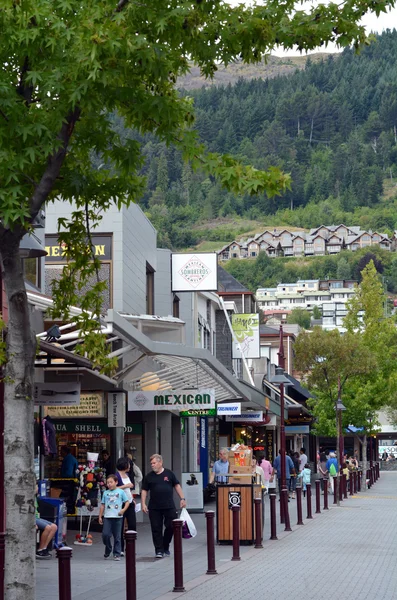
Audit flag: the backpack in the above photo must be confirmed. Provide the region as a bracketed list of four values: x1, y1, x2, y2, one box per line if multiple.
[329, 463, 337, 477]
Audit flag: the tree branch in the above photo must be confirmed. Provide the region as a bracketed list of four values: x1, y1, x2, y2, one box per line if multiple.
[28, 107, 81, 221]
[115, 0, 129, 12]
[16, 57, 34, 106]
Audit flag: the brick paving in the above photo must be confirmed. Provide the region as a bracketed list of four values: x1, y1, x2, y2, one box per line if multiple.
[36, 473, 397, 600]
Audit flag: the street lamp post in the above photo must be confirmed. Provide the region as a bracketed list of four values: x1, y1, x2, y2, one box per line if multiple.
[270, 326, 291, 528]
[335, 395, 346, 507]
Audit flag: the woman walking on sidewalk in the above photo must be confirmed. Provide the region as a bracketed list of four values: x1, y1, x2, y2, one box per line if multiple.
[318, 453, 328, 491]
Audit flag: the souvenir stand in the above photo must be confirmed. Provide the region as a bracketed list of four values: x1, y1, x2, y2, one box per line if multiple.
[74, 452, 106, 545]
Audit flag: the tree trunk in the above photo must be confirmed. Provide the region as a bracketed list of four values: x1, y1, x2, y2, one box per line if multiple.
[1, 232, 36, 600]
[361, 434, 368, 492]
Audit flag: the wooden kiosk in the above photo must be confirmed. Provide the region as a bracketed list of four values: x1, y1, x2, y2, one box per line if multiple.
[216, 474, 263, 544]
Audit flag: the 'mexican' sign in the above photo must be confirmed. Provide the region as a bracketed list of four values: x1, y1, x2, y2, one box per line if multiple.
[128, 388, 215, 411]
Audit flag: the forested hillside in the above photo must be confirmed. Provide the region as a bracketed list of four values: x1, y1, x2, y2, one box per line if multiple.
[112, 30, 397, 250]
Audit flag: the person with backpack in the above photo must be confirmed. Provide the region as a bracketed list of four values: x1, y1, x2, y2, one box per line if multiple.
[326, 452, 338, 493]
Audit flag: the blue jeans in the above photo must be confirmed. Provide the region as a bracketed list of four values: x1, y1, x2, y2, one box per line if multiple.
[102, 518, 123, 557]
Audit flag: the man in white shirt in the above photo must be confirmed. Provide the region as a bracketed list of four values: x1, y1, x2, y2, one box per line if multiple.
[299, 447, 308, 472]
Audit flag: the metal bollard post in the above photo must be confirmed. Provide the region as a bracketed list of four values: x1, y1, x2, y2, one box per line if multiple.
[339, 475, 343, 502]
[352, 471, 356, 494]
[282, 488, 292, 532]
[333, 477, 337, 504]
[343, 474, 348, 499]
[323, 478, 329, 510]
[254, 498, 263, 548]
[269, 493, 278, 540]
[373, 466, 377, 482]
[205, 511, 217, 575]
[231, 506, 241, 561]
[125, 531, 137, 600]
[366, 469, 371, 489]
[57, 547, 72, 600]
[357, 470, 361, 492]
[349, 474, 353, 496]
[377, 463, 380, 478]
[296, 486, 304, 525]
[306, 483, 313, 519]
[173, 519, 185, 592]
[315, 480, 321, 514]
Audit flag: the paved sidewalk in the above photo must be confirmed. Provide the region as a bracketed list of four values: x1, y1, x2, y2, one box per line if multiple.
[36, 474, 397, 599]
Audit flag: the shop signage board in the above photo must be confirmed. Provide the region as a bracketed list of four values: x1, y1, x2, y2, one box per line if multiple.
[34, 382, 81, 406]
[128, 388, 215, 411]
[108, 392, 126, 428]
[180, 408, 216, 417]
[265, 430, 274, 465]
[228, 491, 241, 509]
[182, 472, 204, 511]
[44, 392, 104, 418]
[53, 421, 142, 434]
[45, 234, 112, 262]
[285, 425, 310, 434]
[225, 411, 263, 422]
[231, 313, 260, 359]
[171, 253, 218, 292]
[217, 403, 241, 416]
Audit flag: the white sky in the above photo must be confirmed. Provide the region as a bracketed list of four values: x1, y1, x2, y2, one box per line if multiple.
[228, 1, 397, 56]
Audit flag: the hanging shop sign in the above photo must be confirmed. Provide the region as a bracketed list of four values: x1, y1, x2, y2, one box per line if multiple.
[108, 392, 126, 428]
[171, 253, 218, 292]
[44, 392, 105, 418]
[225, 411, 263, 423]
[128, 388, 216, 411]
[265, 430, 274, 465]
[231, 313, 260, 359]
[180, 408, 217, 417]
[34, 382, 81, 406]
[45, 234, 112, 262]
[217, 403, 241, 416]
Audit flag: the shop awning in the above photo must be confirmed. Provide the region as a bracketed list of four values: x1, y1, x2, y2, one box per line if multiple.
[105, 311, 277, 412]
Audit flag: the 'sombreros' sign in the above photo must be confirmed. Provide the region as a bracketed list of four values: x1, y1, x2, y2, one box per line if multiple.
[128, 388, 216, 411]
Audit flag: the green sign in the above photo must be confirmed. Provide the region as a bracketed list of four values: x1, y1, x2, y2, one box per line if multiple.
[180, 409, 216, 417]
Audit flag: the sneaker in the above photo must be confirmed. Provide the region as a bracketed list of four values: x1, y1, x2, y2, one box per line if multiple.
[292, 493, 296, 499]
[120, 552, 125, 557]
[164, 550, 171, 557]
[104, 554, 112, 559]
[114, 556, 121, 561]
[155, 552, 164, 559]
[36, 549, 51, 560]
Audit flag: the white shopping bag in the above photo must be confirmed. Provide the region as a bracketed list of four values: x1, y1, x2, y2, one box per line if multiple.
[180, 508, 197, 539]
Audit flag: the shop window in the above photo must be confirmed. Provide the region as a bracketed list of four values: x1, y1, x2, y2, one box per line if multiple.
[146, 262, 155, 315]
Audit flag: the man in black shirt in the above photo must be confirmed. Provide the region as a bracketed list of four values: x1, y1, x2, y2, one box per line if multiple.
[141, 454, 186, 558]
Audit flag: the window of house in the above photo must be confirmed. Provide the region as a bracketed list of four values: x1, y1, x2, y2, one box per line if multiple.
[250, 251, 256, 257]
[146, 262, 155, 315]
[260, 346, 270, 359]
[232, 253, 237, 258]
[173, 295, 180, 318]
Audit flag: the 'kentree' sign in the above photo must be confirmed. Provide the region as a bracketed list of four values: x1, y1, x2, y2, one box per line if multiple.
[128, 388, 216, 411]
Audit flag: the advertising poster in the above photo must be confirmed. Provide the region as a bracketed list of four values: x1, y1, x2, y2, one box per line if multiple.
[182, 472, 204, 512]
[231, 313, 260, 359]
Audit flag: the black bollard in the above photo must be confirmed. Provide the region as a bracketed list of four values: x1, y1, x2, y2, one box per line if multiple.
[57, 547, 72, 600]
[231, 506, 240, 561]
[205, 511, 217, 575]
[357, 470, 361, 492]
[315, 480, 321, 514]
[296, 485, 304, 525]
[343, 474, 348, 499]
[173, 519, 185, 592]
[125, 531, 137, 600]
[323, 478, 329, 510]
[269, 493, 278, 540]
[254, 498, 263, 548]
[282, 488, 292, 532]
[333, 476, 337, 504]
[306, 483, 313, 519]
